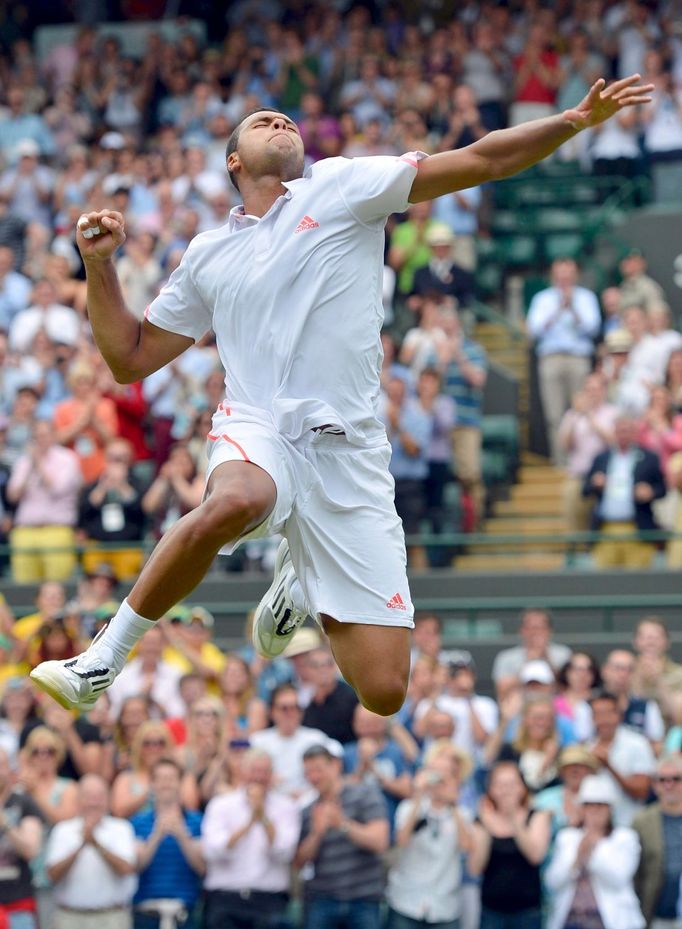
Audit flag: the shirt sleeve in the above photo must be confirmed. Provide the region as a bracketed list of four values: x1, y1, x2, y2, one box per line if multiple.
[145, 247, 213, 343]
[335, 152, 428, 224]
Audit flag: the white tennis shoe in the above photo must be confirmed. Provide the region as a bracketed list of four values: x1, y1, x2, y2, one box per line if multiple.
[253, 539, 308, 657]
[30, 631, 116, 712]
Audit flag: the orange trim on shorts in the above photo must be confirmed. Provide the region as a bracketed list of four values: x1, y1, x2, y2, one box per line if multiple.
[207, 432, 250, 462]
[217, 401, 231, 415]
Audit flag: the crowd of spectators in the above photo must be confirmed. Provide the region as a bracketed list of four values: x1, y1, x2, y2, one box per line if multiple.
[0, 599, 682, 929]
[0, 1, 681, 575]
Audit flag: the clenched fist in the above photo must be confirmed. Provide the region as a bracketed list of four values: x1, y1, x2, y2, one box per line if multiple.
[76, 210, 126, 261]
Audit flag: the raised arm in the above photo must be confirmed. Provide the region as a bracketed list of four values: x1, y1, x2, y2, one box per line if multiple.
[409, 75, 653, 202]
[77, 210, 194, 383]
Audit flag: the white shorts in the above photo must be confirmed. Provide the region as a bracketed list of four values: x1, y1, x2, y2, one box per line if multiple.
[206, 404, 414, 629]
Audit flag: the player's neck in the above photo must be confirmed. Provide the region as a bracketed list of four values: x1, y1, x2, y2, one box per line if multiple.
[240, 176, 288, 218]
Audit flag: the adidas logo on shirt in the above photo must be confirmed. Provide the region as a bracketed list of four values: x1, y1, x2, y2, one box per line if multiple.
[386, 592, 407, 611]
[294, 214, 320, 233]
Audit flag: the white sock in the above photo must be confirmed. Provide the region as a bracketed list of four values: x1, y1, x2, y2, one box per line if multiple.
[90, 598, 156, 672]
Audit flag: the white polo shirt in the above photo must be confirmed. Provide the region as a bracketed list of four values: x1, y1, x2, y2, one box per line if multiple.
[146, 153, 424, 447]
[45, 815, 137, 909]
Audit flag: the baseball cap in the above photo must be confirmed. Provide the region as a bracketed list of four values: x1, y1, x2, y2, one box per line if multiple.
[520, 660, 555, 685]
[447, 650, 476, 674]
[578, 774, 618, 806]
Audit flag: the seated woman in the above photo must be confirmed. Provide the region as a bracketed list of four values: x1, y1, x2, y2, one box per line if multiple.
[544, 775, 645, 929]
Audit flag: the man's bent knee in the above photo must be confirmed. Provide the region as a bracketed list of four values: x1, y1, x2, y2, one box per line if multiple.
[355, 673, 408, 717]
[201, 464, 276, 542]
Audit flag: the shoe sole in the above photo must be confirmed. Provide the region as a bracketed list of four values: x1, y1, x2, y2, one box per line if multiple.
[30, 663, 80, 711]
[253, 539, 298, 658]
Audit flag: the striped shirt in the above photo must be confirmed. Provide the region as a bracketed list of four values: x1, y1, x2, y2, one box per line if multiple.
[299, 783, 387, 901]
[443, 339, 487, 428]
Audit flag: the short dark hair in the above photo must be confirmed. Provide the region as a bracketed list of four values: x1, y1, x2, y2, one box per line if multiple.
[225, 106, 281, 192]
[151, 757, 183, 779]
[269, 682, 300, 709]
[303, 744, 336, 762]
[588, 688, 620, 709]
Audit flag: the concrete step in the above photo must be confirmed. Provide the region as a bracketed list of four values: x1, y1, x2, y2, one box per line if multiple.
[511, 482, 565, 501]
[455, 552, 567, 571]
[484, 516, 569, 535]
[495, 498, 564, 517]
[517, 466, 566, 484]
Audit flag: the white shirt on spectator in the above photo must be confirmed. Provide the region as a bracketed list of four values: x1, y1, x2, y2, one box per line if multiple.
[250, 726, 340, 798]
[386, 797, 469, 923]
[492, 643, 572, 683]
[9, 303, 80, 352]
[45, 815, 137, 909]
[526, 286, 601, 357]
[201, 788, 300, 893]
[0, 270, 32, 329]
[107, 657, 185, 719]
[414, 694, 498, 761]
[587, 726, 656, 826]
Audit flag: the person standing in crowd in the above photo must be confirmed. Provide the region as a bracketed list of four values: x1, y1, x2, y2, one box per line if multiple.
[588, 689, 656, 827]
[385, 753, 473, 929]
[632, 754, 682, 929]
[492, 609, 572, 701]
[469, 760, 551, 929]
[250, 682, 338, 801]
[296, 743, 390, 929]
[31, 75, 653, 718]
[545, 775, 645, 929]
[437, 305, 488, 531]
[45, 774, 137, 929]
[302, 647, 358, 746]
[132, 758, 205, 929]
[557, 373, 618, 537]
[601, 649, 666, 750]
[6, 418, 82, 583]
[0, 746, 43, 929]
[526, 258, 601, 464]
[631, 617, 682, 720]
[201, 748, 300, 929]
[534, 745, 601, 834]
[583, 414, 666, 569]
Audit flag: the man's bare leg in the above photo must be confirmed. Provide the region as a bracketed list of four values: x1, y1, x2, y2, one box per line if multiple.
[127, 460, 276, 617]
[31, 461, 276, 708]
[322, 617, 411, 716]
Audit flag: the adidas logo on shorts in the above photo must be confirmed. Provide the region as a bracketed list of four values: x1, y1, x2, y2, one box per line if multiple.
[386, 592, 407, 611]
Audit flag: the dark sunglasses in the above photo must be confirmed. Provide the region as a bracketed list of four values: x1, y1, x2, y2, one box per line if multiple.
[31, 746, 57, 757]
[274, 703, 300, 712]
[142, 738, 167, 748]
[655, 775, 682, 784]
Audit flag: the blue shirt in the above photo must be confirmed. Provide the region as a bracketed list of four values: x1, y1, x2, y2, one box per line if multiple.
[443, 339, 487, 428]
[131, 809, 203, 908]
[384, 399, 432, 480]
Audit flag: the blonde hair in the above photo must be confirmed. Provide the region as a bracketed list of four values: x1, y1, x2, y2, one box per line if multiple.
[423, 738, 473, 781]
[25, 725, 67, 766]
[513, 694, 557, 754]
[130, 720, 174, 771]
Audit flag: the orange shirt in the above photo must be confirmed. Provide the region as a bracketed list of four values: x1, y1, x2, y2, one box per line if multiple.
[53, 397, 119, 483]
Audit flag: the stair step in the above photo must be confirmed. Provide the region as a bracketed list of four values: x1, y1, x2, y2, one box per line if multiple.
[484, 516, 568, 534]
[517, 466, 566, 484]
[466, 539, 568, 552]
[511, 482, 565, 501]
[495, 498, 564, 516]
[455, 552, 566, 571]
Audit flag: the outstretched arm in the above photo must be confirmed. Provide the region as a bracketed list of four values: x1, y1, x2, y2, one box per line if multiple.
[78, 210, 193, 383]
[409, 75, 653, 202]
